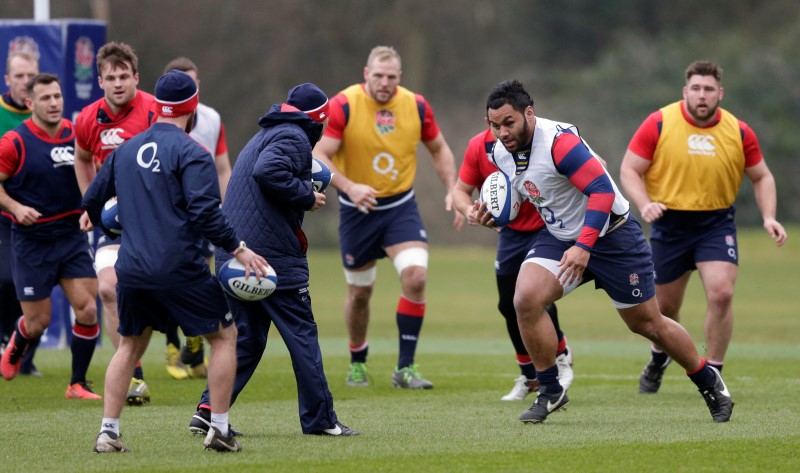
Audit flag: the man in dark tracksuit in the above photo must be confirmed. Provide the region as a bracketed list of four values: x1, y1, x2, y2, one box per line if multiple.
[84, 70, 269, 453]
[189, 83, 357, 437]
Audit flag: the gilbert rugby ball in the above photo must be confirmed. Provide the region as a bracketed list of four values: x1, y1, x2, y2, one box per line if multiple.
[480, 171, 521, 227]
[311, 157, 333, 192]
[101, 197, 122, 235]
[218, 258, 277, 301]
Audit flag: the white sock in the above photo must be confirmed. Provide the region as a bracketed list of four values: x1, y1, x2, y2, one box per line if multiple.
[101, 418, 120, 436]
[210, 412, 229, 436]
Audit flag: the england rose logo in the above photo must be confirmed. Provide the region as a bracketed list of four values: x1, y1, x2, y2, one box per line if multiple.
[74, 37, 96, 99]
[523, 180, 544, 205]
[375, 110, 395, 135]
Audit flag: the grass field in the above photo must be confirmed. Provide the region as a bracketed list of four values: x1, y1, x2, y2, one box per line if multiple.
[1, 227, 798, 472]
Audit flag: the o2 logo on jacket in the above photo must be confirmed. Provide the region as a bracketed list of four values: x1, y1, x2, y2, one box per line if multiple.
[51, 146, 75, 167]
[137, 142, 161, 173]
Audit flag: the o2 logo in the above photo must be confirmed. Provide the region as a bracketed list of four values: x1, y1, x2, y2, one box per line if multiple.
[136, 142, 161, 173]
[372, 152, 399, 180]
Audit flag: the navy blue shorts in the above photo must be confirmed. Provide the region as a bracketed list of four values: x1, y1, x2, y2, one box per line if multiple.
[116, 276, 233, 337]
[0, 218, 13, 285]
[650, 208, 738, 284]
[338, 193, 427, 269]
[524, 217, 656, 306]
[496, 227, 543, 276]
[11, 230, 96, 301]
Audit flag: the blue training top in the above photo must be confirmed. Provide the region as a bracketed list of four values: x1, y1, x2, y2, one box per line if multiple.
[83, 122, 238, 288]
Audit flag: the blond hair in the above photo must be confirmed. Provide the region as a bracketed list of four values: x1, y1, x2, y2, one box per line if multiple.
[366, 46, 401, 70]
[6, 51, 39, 74]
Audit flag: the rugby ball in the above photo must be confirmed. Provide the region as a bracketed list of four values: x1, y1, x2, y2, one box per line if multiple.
[480, 171, 521, 227]
[311, 157, 333, 192]
[218, 258, 277, 301]
[101, 197, 122, 235]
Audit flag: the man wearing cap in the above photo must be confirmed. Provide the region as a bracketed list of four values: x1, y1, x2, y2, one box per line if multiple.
[160, 56, 234, 381]
[84, 70, 269, 453]
[313, 45, 459, 389]
[187, 82, 358, 437]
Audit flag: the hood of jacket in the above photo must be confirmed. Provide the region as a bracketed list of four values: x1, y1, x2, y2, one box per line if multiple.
[257, 103, 324, 145]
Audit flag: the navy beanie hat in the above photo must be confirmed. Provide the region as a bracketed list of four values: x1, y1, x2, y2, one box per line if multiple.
[154, 69, 199, 117]
[283, 83, 329, 122]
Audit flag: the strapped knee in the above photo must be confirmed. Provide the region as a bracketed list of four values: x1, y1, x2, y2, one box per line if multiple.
[392, 247, 428, 275]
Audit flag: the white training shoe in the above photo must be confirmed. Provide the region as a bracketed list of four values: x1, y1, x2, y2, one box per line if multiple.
[501, 375, 540, 401]
[93, 431, 128, 453]
[556, 348, 574, 391]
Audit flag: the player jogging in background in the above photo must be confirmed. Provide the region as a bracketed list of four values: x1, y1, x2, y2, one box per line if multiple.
[452, 127, 573, 400]
[74, 41, 156, 406]
[0, 74, 101, 399]
[159, 56, 233, 380]
[482, 79, 732, 424]
[313, 45, 460, 389]
[620, 60, 787, 393]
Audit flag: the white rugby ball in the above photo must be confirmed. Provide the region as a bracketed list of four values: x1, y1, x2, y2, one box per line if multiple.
[218, 258, 277, 301]
[480, 171, 521, 227]
[311, 157, 333, 192]
[101, 197, 122, 235]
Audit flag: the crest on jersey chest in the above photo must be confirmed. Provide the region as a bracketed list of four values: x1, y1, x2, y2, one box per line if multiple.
[375, 109, 395, 135]
[522, 180, 544, 206]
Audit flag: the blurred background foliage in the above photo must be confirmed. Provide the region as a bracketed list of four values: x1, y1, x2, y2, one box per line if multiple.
[5, 0, 798, 246]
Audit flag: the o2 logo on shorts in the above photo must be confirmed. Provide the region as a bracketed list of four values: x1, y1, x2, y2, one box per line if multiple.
[136, 142, 161, 173]
[51, 146, 75, 167]
[725, 234, 737, 261]
[630, 272, 643, 298]
[372, 152, 399, 180]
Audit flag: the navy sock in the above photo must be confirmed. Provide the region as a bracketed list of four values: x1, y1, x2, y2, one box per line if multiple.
[687, 360, 717, 389]
[536, 364, 562, 393]
[707, 360, 724, 373]
[396, 297, 425, 369]
[349, 342, 368, 364]
[650, 348, 670, 367]
[10, 318, 32, 356]
[520, 362, 537, 380]
[70, 322, 99, 384]
[165, 324, 181, 348]
[133, 362, 144, 380]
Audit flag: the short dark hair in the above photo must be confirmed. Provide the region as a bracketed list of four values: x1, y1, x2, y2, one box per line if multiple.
[486, 80, 534, 114]
[685, 60, 723, 83]
[96, 41, 139, 75]
[163, 56, 198, 75]
[26, 73, 60, 96]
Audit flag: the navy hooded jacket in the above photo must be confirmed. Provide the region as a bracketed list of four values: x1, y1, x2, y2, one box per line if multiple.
[215, 104, 322, 290]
